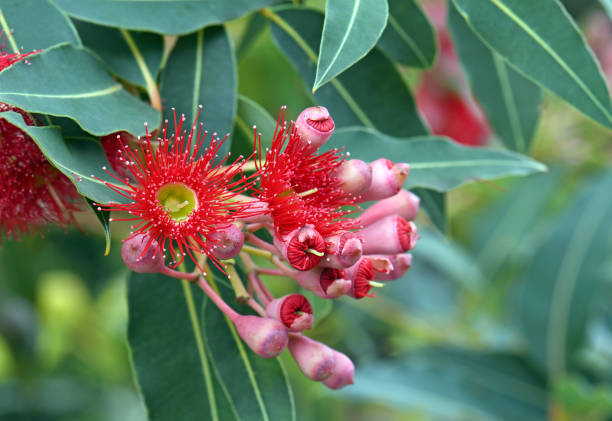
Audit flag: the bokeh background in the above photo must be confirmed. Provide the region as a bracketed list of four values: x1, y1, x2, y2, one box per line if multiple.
[2, 0, 612, 420]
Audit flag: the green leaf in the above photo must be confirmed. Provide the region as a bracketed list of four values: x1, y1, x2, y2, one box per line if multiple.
[128, 274, 236, 421]
[231, 95, 276, 157]
[602, 0, 612, 19]
[53, 0, 278, 35]
[341, 348, 547, 420]
[0, 0, 80, 52]
[313, 0, 389, 91]
[448, 3, 541, 152]
[201, 284, 296, 421]
[161, 26, 237, 158]
[377, 0, 437, 68]
[330, 127, 546, 192]
[0, 44, 160, 136]
[451, 0, 612, 128]
[85, 198, 112, 256]
[237, 14, 268, 59]
[518, 171, 612, 379]
[0, 111, 123, 204]
[414, 188, 446, 233]
[73, 20, 163, 90]
[267, 6, 427, 138]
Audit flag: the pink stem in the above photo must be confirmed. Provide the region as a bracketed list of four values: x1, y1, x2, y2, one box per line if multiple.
[245, 233, 279, 255]
[249, 272, 273, 304]
[247, 298, 266, 316]
[196, 277, 239, 322]
[161, 266, 198, 282]
[257, 268, 285, 276]
[246, 223, 264, 232]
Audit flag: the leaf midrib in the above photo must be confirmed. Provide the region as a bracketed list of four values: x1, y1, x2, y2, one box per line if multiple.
[0, 84, 122, 99]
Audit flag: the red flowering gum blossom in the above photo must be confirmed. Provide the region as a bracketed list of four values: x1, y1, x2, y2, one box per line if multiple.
[344, 258, 376, 299]
[266, 294, 313, 332]
[208, 224, 244, 260]
[275, 225, 326, 271]
[358, 159, 410, 202]
[359, 214, 418, 255]
[121, 234, 166, 273]
[288, 334, 336, 381]
[294, 267, 351, 299]
[255, 107, 357, 238]
[372, 253, 413, 281]
[97, 108, 258, 270]
[323, 350, 355, 390]
[234, 315, 289, 358]
[357, 189, 420, 227]
[294, 106, 335, 152]
[320, 231, 363, 269]
[336, 159, 372, 196]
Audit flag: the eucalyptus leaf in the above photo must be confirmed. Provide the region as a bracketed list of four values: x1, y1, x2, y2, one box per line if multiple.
[377, 0, 437, 68]
[201, 283, 296, 421]
[0, 0, 80, 51]
[314, 0, 389, 91]
[85, 198, 111, 256]
[329, 127, 546, 192]
[0, 111, 124, 204]
[128, 274, 236, 421]
[268, 6, 427, 137]
[73, 20, 164, 89]
[518, 171, 612, 379]
[161, 26, 237, 158]
[53, 0, 278, 35]
[451, 0, 612, 128]
[0, 44, 160, 136]
[448, 3, 541, 152]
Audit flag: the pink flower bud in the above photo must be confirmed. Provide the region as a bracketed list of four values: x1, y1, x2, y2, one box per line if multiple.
[121, 234, 165, 273]
[336, 159, 372, 195]
[234, 315, 289, 358]
[373, 253, 413, 281]
[365, 255, 394, 274]
[266, 294, 314, 332]
[344, 258, 376, 299]
[321, 232, 363, 268]
[208, 224, 244, 260]
[358, 159, 410, 202]
[288, 334, 336, 381]
[323, 350, 355, 390]
[357, 189, 420, 227]
[275, 225, 326, 271]
[294, 106, 335, 152]
[237, 199, 273, 224]
[294, 267, 351, 299]
[358, 215, 418, 255]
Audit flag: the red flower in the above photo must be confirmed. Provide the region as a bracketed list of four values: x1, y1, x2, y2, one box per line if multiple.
[0, 39, 81, 240]
[255, 107, 357, 238]
[98, 108, 257, 269]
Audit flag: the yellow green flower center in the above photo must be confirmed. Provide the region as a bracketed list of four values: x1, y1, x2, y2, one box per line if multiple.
[157, 183, 198, 221]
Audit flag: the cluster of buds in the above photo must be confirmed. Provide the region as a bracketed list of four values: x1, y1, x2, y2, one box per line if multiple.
[100, 105, 419, 390]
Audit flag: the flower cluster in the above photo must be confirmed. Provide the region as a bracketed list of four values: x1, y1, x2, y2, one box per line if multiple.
[104, 105, 419, 390]
[0, 39, 81, 240]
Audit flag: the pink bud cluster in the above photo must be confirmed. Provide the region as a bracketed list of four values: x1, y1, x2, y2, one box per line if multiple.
[108, 106, 420, 390]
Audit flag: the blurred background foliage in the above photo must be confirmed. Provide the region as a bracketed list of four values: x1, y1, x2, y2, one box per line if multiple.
[2, 0, 612, 420]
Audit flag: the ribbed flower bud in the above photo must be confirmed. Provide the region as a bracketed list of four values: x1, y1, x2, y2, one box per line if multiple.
[294, 106, 335, 152]
[358, 159, 410, 202]
[365, 255, 394, 274]
[336, 159, 372, 195]
[373, 253, 413, 281]
[274, 225, 326, 271]
[359, 215, 418, 255]
[323, 350, 355, 390]
[321, 232, 363, 268]
[234, 315, 289, 358]
[294, 267, 351, 299]
[101, 131, 138, 183]
[121, 234, 165, 273]
[344, 258, 376, 299]
[288, 334, 336, 381]
[357, 189, 420, 227]
[208, 224, 244, 260]
[266, 294, 314, 332]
